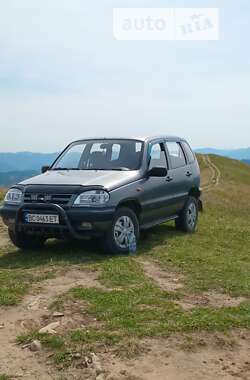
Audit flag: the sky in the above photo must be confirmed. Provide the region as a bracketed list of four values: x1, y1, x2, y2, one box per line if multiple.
[0, 0, 249, 152]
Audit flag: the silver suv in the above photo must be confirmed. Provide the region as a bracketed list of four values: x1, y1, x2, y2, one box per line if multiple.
[0, 136, 202, 254]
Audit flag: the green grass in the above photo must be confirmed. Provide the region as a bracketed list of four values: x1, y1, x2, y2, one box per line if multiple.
[211, 154, 250, 185]
[140, 208, 250, 296]
[17, 331, 65, 350]
[0, 270, 32, 305]
[70, 328, 121, 345]
[0, 266, 55, 305]
[146, 156, 250, 298]
[17, 274, 250, 364]
[1, 155, 250, 366]
[69, 286, 250, 336]
[98, 256, 148, 288]
[0, 375, 10, 380]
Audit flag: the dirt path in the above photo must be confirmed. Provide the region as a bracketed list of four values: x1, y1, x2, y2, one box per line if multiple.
[0, 253, 249, 380]
[137, 258, 246, 309]
[105, 333, 250, 380]
[122, 258, 250, 380]
[202, 155, 221, 192]
[0, 268, 104, 379]
[137, 258, 184, 292]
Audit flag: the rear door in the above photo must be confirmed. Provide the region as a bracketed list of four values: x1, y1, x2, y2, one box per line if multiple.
[164, 141, 190, 214]
[181, 141, 200, 188]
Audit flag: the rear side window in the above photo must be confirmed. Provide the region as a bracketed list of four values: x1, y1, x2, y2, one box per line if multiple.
[165, 141, 186, 169]
[182, 142, 195, 164]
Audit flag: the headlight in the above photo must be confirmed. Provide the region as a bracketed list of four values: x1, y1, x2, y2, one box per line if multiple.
[73, 190, 110, 207]
[4, 188, 23, 205]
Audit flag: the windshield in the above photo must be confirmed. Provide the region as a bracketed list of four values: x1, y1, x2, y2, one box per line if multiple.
[52, 139, 144, 171]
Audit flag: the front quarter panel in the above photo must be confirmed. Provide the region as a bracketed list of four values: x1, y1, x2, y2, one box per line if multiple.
[108, 178, 145, 208]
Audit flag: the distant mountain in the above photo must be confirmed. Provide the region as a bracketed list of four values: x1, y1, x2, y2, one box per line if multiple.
[195, 147, 250, 161]
[0, 152, 58, 186]
[0, 152, 58, 173]
[242, 159, 250, 165]
[0, 170, 39, 187]
[0, 148, 249, 187]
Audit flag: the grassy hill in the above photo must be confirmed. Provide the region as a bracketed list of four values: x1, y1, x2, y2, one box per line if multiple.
[195, 147, 250, 160]
[0, 155, 249, 377]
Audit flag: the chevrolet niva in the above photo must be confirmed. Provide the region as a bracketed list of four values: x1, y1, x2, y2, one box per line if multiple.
[0, 136, 202, 254]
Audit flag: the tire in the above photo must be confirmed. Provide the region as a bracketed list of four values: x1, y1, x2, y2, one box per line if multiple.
[8, 229, 46, 250]
[175, 196, 198, 233]
[102, 207, 139, 254]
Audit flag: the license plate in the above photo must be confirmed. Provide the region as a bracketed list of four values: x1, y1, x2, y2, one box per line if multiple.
[24, 213, 59, 224]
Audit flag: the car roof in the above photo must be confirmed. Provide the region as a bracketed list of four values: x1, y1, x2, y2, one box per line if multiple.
[135, 135, 185, 143]
[72, 136, 186, 144]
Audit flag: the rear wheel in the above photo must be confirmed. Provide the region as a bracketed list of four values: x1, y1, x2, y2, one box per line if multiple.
[175, 196, 198, 233]
[8, 229, 46, 250]
[102, 207, 139, 254]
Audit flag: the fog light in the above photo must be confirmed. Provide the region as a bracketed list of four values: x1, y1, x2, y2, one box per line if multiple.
[80, 222, 92, 230]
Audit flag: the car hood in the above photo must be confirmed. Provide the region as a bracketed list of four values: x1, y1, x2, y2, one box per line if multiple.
[20, 170, 140, 191]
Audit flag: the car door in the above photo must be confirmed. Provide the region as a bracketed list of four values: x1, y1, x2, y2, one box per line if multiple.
[139, 141, 171, 225]
[164, 141, 190, 215]
[181, 141, 199, 187]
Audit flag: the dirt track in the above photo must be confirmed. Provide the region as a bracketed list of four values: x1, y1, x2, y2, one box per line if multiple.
[202, 155, 221, 192]
[0, 268, 105, 379]
[1, 267, 249, 380]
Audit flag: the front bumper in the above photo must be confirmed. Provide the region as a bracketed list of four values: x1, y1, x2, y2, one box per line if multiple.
[0, 203, 115, 239]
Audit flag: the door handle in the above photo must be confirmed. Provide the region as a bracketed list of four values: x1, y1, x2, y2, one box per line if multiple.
[186, 171, 192, 177]
[166, 175, 173, 182]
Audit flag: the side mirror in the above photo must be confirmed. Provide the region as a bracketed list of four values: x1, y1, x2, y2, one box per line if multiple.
[41, 165, 50, 174]
[148, 167, 167, 177]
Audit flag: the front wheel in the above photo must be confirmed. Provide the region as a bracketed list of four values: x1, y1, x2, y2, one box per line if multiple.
[8, 229, 46, 250]
[102, 207, 139, 254]
[175, 196, 198, 233]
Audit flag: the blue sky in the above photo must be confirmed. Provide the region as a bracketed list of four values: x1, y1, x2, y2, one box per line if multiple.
[0, 0, 249, 152]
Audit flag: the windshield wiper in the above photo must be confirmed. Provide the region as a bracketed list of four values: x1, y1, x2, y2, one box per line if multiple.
[88, 167, 130, 171]
[110, 167, 130, 171]
[53, 167, 130, 171]
[52, 168, 79, 171]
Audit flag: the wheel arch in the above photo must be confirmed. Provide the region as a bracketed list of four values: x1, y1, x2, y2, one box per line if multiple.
[116, 199, 142, 219]
[188, 186, 200, 199]
[188, 186, 203, 212]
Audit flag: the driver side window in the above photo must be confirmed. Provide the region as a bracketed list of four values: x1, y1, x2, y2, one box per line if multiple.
[149, 143, 167, 170]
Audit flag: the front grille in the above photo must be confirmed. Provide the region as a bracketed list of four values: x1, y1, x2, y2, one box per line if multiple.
[23, 193, 73, 206]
